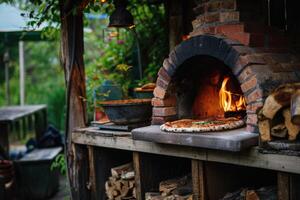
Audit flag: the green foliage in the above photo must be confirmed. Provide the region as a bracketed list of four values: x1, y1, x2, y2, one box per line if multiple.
[51, 153, 67, 175]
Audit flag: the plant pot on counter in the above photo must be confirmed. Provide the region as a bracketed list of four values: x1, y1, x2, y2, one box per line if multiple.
[100, 99, 152, 125]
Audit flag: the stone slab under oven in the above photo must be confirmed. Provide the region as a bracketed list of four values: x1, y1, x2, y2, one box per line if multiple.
[132, 125, 258, 152]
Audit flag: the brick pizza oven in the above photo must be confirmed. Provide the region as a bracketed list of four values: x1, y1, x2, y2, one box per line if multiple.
[151, 0, 300, 133]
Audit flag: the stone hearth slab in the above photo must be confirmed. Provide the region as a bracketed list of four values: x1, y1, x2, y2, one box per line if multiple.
[132, 126, 258, 152]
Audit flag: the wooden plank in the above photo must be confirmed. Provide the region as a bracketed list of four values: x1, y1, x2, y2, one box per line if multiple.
[72, 131, 300, 174]
[0, 105, 47, 122]
[133, 152, 190, 200]
[71, 144, 90, 200]
[20, 147, 62, 161]
[278, 172, 290, 200]
[0, 122, 10, 157]
[133, 152, 143, 200]
[34, 109, 47, 139]
[72, 131, 206, 161]
[93, 147, 132, 200]
[278, 172, 300, 200]
[191, 160, 206, 200]
[88, 146, 97, 200]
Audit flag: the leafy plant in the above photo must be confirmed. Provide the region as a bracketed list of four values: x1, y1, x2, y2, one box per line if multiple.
[51, 153, 67, 175]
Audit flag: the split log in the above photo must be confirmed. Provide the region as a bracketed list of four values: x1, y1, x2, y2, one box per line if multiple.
[111, 163, 133, 178]
[283, 109, 300, 141]
[271, 123, 287, 138]
[261, 83, 300, 119]
[105, 163, 136, 199]
[121, 171, 135, 180]
[291, 91, 300, 125]
[145, 192, 163, 200]
[245, 190, 259, 200]
[258, 118, 272, 142]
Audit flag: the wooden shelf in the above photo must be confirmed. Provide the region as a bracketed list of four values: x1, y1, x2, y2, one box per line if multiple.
[71, 127, 300, 200]
[72, 127, 300, 175]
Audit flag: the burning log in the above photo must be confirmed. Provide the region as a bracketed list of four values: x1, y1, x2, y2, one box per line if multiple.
[291, 91, 300, 125]
[105, 163, 136, 200]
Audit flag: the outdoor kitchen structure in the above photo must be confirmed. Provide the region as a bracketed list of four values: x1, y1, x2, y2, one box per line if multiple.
[63, 0, 300, 200]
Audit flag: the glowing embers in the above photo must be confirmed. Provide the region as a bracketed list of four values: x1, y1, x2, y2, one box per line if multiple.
[219, 77, 246, 113]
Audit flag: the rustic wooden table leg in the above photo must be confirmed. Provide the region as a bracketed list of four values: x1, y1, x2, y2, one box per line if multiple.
[133, 152, 143, 200]
[88, 146, 97, 200]
[70, 143, 90, 200]
[278, 172, 300, 200]
[0, 122, 10, 157]
[34, 109, 47, 140]
[192, 160, 206, 200]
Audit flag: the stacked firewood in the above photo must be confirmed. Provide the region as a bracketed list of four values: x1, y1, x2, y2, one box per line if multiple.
[145, 175, 193, 200]
[105, 163, 136, 200]
[258, 83, 300, 142]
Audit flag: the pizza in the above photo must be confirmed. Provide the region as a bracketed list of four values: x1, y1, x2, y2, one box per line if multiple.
[160, 118, 245, 133]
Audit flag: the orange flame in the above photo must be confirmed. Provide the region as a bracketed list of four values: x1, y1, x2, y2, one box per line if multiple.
[219, 77, 246, 112]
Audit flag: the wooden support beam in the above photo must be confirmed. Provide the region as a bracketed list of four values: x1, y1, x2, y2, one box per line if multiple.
[278, 172, 300, 200]
[191, 160, 206, 200]
[60, 0, 87, 199]
[88, 146, 97, 200]
[71, 144, 90, 200]
[0, 122, 10, 158]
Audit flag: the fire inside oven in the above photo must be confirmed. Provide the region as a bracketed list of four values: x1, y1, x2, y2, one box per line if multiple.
[164, 55, 247, 132]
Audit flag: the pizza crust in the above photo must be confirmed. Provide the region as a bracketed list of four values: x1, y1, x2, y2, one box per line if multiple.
[160, 118, 245, 133]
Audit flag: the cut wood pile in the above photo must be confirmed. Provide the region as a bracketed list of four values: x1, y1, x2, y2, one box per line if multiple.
[145, 175, 193, 200]
[105, 163, 136, 200]
[258, 83, 300, 142]
[221, 186, 276, 200]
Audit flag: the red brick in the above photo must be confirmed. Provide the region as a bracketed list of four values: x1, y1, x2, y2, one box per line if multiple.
[152, 97, 176, 107]
[246, 101, 264, 113]
[151, 116, 177, 125]
[228, 32, 250, 46]
[157, 67, 171, 82]
[245, 88, 263, 104]
[156, 77, 169, 90]
[246, 114, 258, 125]
[153, 86, 167, 99]
[204, 12, 220, 23]
[246, 124, 258, 133]
[215, 24, 245, 35]
[153, 107, 177, 117]
[219, 11, 239, 23]
[241, 75, 257, 92]
[238, 64, 271, 83]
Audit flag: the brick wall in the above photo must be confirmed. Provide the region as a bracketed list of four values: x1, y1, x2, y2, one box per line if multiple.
[152, 0, 300, 133]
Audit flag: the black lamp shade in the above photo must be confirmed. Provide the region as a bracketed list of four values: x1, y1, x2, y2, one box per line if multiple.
[108, 0, 134, 28]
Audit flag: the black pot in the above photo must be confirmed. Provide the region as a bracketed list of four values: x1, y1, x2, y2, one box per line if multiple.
[100, 99, 152, 125]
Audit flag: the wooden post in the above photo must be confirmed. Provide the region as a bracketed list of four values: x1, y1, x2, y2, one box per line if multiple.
[59, 0, 89, 199]
[278, 172, 300, 200]
[19, 41, 25, 106]
[87, 146, 97, 200]
[34, 109, 47, 140]
[165, 0, 183, 51]
[133, 152, 143, 200]
[0, 122, 10, 158]
[191, 160, 206, 200]
[71, 144, 90, 200]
